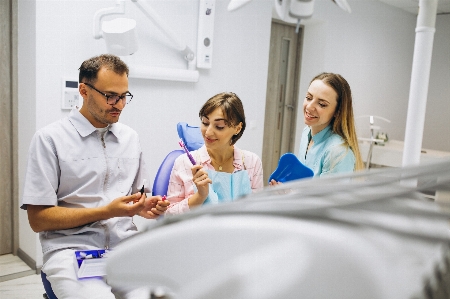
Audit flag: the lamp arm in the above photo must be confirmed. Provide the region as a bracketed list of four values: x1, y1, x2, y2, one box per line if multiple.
[93, 0, 126, 39]
[131, 0, 195, 62]
[227, 0, 252, 11]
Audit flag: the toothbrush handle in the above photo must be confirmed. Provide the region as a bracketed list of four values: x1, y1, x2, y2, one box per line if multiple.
[186, 152, 196, 165]
[180, 141, 196, 165]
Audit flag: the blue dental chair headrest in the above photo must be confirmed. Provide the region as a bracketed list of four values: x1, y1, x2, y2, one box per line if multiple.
[152, 122, 204, 196]
[177, 122, 203, 152]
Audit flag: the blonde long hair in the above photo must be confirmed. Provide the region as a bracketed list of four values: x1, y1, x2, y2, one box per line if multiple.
[311, 73, 364, 171]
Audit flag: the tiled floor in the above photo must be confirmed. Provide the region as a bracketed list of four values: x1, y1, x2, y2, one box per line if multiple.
[0, 273, 45, 299]
[0, 254, 45, 299]
[0, 254, 35, 281]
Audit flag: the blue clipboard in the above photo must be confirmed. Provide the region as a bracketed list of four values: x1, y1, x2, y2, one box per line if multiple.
[268, 153, 314, 183]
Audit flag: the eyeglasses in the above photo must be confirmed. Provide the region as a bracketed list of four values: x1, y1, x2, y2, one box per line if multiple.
[83, 82, 133, 106]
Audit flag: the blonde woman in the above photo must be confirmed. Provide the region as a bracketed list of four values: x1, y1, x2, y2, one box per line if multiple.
[271, 72, 363, 184]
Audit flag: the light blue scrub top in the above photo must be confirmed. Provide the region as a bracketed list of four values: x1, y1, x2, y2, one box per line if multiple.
[298, 125, 355, 177]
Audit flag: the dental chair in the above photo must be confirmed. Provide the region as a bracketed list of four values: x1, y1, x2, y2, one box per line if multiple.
[152, 122, 203, 196]
[107, 158, 450, 299]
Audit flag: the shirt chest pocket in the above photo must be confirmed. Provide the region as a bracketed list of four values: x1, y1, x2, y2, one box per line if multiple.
[60, 157, 103, 183]
[115, 157, 140, 194]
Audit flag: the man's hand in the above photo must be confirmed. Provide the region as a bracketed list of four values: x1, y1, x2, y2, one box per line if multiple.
[106, 192, 146, 218]
[138, 196, 170, 219]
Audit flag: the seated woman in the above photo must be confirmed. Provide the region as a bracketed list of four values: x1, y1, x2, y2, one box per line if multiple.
[165, 92, 264, 215]
[270, 72, 363, 185]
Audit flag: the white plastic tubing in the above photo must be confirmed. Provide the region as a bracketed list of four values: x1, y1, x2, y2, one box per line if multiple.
[402, 0, 438, 168]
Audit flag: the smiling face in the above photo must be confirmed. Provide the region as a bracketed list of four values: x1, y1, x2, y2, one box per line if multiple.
[201, 107, 242, 152]
[79, 67, 129, 128]
[303, 79, 338, 135]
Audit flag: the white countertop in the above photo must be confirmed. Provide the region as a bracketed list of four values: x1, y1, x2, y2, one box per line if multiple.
[359, 140, 450, 168]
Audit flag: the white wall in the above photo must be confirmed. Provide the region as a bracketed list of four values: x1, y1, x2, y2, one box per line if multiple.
[18, 0, 273, 265]
[18, 0, 40, 267]
[17, 0, 450, 265]
[423, 15, 450, 151]
[295, 0, 417, 152]
[30, 0, 272, 174]
[294, 0, 450, 153]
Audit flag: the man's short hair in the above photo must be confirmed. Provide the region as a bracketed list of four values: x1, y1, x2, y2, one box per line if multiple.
[79, 54, 129, 84]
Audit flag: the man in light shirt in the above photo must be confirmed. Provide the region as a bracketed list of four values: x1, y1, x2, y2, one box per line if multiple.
[21, 54, 169, 299]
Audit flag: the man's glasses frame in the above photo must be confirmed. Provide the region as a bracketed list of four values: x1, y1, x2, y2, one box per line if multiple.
[82, 82, 133, 106]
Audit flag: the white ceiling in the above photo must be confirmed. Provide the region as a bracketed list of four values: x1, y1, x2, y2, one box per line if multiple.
[378, 0, 450, 14]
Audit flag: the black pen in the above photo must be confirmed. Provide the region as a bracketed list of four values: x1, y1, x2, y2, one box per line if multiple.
[140, 185, 146, 198]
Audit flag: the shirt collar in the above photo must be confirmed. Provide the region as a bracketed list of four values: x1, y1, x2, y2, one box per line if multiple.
[311, 125, 333, 144]
[68, 109, 120, 138]
[232, 146, 245, 170]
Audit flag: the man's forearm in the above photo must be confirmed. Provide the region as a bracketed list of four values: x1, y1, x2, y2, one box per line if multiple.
[27, 205, 111, 232]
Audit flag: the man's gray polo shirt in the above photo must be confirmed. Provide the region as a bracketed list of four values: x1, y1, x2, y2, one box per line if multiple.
[21, 109, 150, 262]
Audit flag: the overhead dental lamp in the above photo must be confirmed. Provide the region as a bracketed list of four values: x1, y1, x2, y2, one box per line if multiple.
[228, 0, 351, 33]
[101, 17, 139, 56]
[93, 0, 199, 82]
[278, 0, 351, 32]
